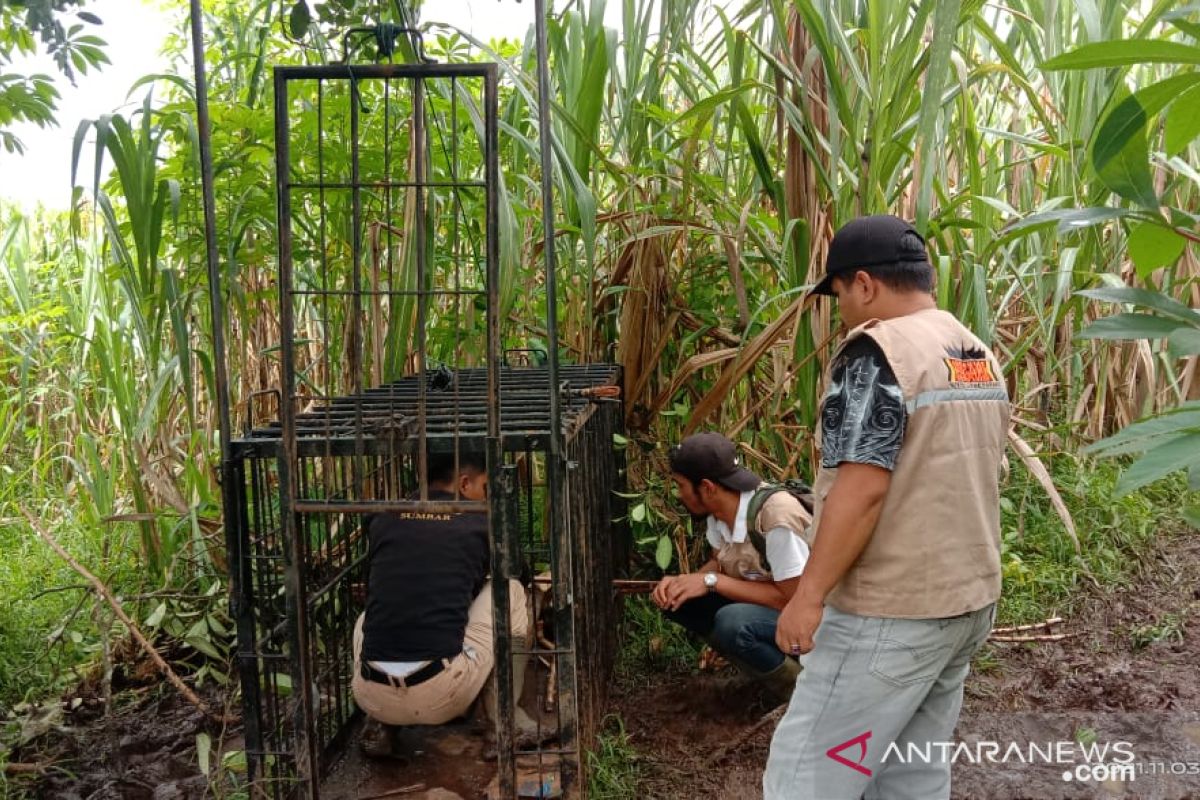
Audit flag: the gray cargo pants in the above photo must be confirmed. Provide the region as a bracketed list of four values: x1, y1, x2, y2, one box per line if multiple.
[763, 602, 995, 800]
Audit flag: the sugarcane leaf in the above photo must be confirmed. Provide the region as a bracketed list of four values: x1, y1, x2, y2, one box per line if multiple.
[1076, 313, 1182, 340]
[1077, 287, 1200, 324]
[1043, 40, 1200, 70]
[1116, 433, 1200, 495]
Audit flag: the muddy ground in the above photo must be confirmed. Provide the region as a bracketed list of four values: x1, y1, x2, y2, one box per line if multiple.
[609, 530, 1200, 799]
[7, 530, 1200, 799]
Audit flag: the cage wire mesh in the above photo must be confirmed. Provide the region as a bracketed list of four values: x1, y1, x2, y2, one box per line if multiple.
[224, 52, 629, 800]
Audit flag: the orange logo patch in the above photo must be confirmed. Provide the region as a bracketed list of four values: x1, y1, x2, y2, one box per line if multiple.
[944, 357, 997, 384]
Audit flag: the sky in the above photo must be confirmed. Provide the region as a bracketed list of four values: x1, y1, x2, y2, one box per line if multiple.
[0, 0, 628, 211]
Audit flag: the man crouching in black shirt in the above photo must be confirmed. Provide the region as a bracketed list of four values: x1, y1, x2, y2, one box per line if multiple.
[351, 451, 543, 757]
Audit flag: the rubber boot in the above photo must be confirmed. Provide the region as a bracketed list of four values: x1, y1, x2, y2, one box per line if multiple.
[359, 716, 403, 760]
[760, 656, 802, 705]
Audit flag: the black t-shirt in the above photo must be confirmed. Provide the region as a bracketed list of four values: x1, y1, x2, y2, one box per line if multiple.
[820, 337, 907, 471]
[361, 491, 490, 662]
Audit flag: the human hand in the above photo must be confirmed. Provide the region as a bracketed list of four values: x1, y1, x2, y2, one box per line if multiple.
[664, 572, 708, 611]
[775, 591, 823, 656]
[651, 575, 675, 609]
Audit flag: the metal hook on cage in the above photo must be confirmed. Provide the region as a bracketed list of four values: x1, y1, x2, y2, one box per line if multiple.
[427, 363, 456, 393]
[340, 24, 436, 65]
[245, 388, 282, 436]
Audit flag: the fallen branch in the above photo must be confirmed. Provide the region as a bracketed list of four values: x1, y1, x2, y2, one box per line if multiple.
[3, 762, 51, 775]
[710, 705, 785, 763]
[1007, 431, 1080, 553]
[989, 632, 1077, 643]
[358, 784, 426, 800]
[611, 579, 658, 594]
[20, 508, 232, 724]
[992, 617, 1064, 635]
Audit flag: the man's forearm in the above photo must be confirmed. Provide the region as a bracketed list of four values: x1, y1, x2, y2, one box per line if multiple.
[714, 574, 790, 609]
[795, 474, 887, 604]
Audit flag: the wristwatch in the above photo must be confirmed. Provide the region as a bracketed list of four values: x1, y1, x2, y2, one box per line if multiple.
[703, 571, 719, 592]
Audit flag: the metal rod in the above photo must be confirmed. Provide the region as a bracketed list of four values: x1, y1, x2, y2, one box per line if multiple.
[273, 67, 319, 799]
[188, 0, 262, 785]
[287, 288, 486, 297]
[276, 63, 491, 79]
[292, 499, 487, 514]
[415, 75, 429, 500]
[289, 179, 487, 190]
[187, 0, 232, 507]
[534, 0, 580, 791]
[483, 60, 516, 799]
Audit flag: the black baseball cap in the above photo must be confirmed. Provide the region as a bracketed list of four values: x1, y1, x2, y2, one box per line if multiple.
[669, 432, 761, 492]
[809, 214, 931, 297]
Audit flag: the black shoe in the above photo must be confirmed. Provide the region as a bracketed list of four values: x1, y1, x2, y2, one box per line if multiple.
[359, 718, 403, 760]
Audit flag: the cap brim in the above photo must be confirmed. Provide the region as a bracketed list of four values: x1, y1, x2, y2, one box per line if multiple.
[717, 467, 762, 493]
[807, 274, 836, 298]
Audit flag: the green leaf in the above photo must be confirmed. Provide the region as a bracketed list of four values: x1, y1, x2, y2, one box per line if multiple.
[1165, 5, 1200, 40]
[1116, 433, 1200, 495]
[1183, 504, 1200, 530]
[186, 634, 223, 660]
[288, 1, 311, 39]
[631, 502, 647, 523]
[1168, 328, 1200, 359]
[271, 673, 293, 696]
[196, 732, 212, 777]
[1084, 406, 1200, 457]
[1043, 40, 1200, 70]
[1127, 223, 1187, 277]
[913, 0, 964, 231]
[655, 535, 673, 570]
[222, 750, 248, 774]
[1075, 313, 1182, 340]
[1092, 74, 1200, 171]
[1165, 84, 1200, 156]
[1094, 122, 1157, 207]
[1003, 207, 1132, 236]
[145, 602, 167, 628]
[1077, 287, 1200, 325]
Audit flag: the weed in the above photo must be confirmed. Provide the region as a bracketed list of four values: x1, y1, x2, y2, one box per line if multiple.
[613, 596, 702, 687]
[587, 714, 641, 800]
[1128, 613, 1186, 651]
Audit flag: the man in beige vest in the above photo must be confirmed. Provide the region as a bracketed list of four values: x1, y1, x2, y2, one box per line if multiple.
[652, 432, 812, 700]
[764, 216, 1010, 799]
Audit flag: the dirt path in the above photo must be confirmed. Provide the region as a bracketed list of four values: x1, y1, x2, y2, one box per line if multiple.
[609, 530, 1200, 799]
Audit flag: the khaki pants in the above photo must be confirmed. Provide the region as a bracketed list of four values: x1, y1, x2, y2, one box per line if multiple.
[351, 579, 528, 725]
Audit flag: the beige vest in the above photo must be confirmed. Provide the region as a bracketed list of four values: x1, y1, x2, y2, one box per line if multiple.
[810, 308, 1010, 618]
[715, 490, 812, 581]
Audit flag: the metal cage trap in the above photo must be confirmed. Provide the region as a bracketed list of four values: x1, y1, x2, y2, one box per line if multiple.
[214, 22, 630, 800]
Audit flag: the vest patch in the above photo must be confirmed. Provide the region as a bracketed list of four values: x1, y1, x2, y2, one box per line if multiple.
[943, 357, 997, 385]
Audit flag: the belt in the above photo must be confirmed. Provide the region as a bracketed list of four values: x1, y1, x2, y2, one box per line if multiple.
[360, 658, 447, 689]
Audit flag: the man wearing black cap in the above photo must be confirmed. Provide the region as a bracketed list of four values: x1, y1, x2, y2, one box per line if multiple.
[652, 431, 812, 700]
[763, 215, 1010, 799]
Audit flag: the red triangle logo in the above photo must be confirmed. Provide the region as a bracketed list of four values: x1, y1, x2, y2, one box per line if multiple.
[826, 731, 873, 777]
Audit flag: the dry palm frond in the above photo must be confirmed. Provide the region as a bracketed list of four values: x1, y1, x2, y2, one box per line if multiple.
[1008, 430, 1080, 554]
